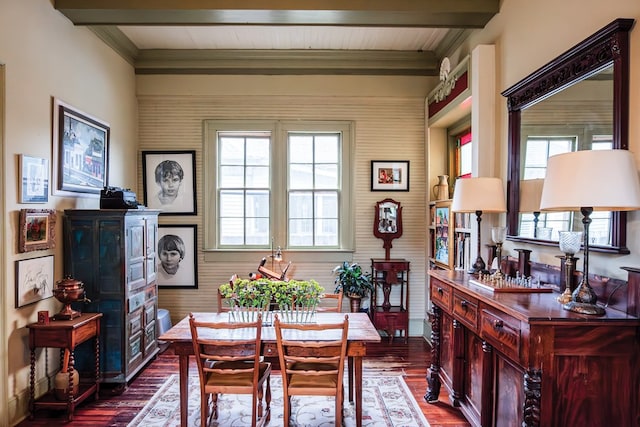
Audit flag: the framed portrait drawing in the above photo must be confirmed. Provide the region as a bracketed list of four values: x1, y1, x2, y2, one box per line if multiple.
[20, 155, 49, 203]
[16, 255, 54, 308]
[371, 160, 410, 191]
[142, 151, 196, 215]
[52, 98, 110, 195]
[434, 200, 454, 269]
[157, 224, 198, 289]
[18, 209, 57, 253]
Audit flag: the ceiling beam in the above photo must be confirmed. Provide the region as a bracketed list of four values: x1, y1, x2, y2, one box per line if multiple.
[55, 0, 499, 27]
[134, 49, 439, 76]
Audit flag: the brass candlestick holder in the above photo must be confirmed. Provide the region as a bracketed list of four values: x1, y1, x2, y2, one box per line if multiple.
[557, 231, 582, 304]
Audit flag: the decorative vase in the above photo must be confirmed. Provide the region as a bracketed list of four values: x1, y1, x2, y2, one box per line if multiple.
[54, 368, 80, 400]
[433, 175, 449, 200]
[348, 295, 363, 313]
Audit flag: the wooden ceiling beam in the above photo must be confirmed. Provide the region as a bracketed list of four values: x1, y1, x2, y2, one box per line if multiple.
[54, 0, 499, 27]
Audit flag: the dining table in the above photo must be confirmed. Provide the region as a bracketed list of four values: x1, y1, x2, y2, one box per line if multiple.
[159, 311, 381, 427]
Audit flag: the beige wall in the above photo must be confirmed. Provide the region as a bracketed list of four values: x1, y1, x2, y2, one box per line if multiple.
[136, 75, 432, 334]
[0, 1, 137, 424]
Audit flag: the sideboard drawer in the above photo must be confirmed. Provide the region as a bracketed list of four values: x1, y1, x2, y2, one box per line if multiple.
[452, 291, 479, 332]
[430, 279, 452, 310]
[480, 308, 521, 360]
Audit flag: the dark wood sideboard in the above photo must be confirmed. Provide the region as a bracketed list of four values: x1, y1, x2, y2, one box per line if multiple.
[426, 269, 639, 427]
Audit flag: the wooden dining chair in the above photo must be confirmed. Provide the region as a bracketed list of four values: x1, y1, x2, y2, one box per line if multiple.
[274, 314, 349, 426]
[316, 290, 343, 312]
[188, 313, 271, 427]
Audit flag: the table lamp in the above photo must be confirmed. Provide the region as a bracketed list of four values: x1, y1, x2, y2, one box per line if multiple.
[519, 178, 545, 238]
[540, 149, 640, 315]
[451, 177, 507, 274]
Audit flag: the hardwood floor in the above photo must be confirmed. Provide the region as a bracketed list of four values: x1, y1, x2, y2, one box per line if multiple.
[17, 338, 470, 427]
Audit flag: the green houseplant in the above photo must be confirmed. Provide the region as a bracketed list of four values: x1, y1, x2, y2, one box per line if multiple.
[332, 261, 374, 312]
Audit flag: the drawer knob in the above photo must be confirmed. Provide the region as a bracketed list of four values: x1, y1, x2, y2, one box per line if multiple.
[460, 300, 468, 309]
[493, 320, 504, 329]
[437, 287, 444, 295]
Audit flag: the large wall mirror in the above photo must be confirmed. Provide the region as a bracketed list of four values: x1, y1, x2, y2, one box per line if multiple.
[502, 18, 634, 253]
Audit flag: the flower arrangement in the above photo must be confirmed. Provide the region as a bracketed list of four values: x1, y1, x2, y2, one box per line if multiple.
[219, 277, 325, 323]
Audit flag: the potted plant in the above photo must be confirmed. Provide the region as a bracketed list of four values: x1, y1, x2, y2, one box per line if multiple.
[332, 261, 374, 312]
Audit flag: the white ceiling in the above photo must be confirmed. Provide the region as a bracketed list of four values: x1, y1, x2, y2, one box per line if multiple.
[119, 26, 449, 51]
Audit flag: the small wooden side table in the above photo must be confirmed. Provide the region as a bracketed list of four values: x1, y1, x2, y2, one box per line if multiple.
[27, 312, 102, 421]
[370, 258, 410, 343]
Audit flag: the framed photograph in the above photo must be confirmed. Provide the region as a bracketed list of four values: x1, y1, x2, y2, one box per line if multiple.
[53, 98, 110, 195]
[371, 160, 410, 191]
[16, 255, 54, 308]
[19, 155, 49, 203]
[434, 200, 454, 269]
[142, 151, 197, 215]
[18, 209, 57, 253]
[157, 224, 198, 288]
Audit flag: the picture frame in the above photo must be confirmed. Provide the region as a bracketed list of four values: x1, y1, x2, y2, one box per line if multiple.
[53, 98, 110, 195]
[19, 155, 49, 203]
[371, 160, 410, 191]
[16, 255, 54, 308]
[157, 224, 198, 288]
[142, 151, 197, 215]
[18, 209, 57, 253]
[434, 200, 454, 269]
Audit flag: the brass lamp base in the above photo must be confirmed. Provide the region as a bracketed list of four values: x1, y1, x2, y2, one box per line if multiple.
[563, 301, 605, 316]
[557, 288, 573, 304]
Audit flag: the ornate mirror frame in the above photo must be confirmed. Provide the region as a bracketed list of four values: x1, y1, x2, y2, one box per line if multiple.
[502, 18, 633, 254]
[373, 198, 403, 260]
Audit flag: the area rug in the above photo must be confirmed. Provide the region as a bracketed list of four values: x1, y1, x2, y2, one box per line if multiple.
[128, 374, 430, 427]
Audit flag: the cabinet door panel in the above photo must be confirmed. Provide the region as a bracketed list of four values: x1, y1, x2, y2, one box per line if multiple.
[463, 331, 484, 423]
[98, 220, 124, 293]
[494, 355, 524, 427]
[127, 220, 147, 292]
[439, 311, 455, 389]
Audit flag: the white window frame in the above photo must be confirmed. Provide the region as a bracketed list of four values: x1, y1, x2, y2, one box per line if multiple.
[203, 120, 354, 263]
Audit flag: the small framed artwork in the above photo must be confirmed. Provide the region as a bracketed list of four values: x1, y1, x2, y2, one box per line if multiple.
[53, 98, 110, 195]
[142, 151, 197, 215]
[434, 200, 454, 270]
[371, 160, 410, 191]
[157, 224, 198, 288]
[19, 155, 49, 203]
[18, 209, 57, 253]
[16, 255, 54, 308]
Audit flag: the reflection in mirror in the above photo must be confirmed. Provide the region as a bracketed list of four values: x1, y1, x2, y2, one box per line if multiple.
[502, 18, 633, 253]
[519, 67, 613, 243]
[378, 202, 398, 234]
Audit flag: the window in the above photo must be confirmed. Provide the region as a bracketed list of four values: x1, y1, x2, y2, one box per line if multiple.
[456, 130, 472, 179]
[204, 120, 353, 258]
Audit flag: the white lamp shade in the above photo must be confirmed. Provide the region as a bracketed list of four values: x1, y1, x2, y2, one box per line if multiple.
[519, 178, 544, 213]
[540, 150, 640, 211]
[451, 177, 507, 213]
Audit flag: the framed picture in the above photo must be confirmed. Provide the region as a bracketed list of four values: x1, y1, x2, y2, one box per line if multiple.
[157, 224, 198, 288]
[19, 155, 49, 203]
[53, 98, 110, 195]
[142, 151, 197, 215]
[371, 160, 410, 191]
[434, 200, 454, 269]
[18, 209, 57, 253]
[16, 255, 54, 308]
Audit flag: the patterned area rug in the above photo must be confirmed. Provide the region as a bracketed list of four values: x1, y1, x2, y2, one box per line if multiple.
[128, 374, 430, 427]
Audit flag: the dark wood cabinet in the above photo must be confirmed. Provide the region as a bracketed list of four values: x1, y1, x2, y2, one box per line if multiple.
[426, 269, 640, 427]
[64, 209, 160, 387]
[370, 259, 410, 343]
